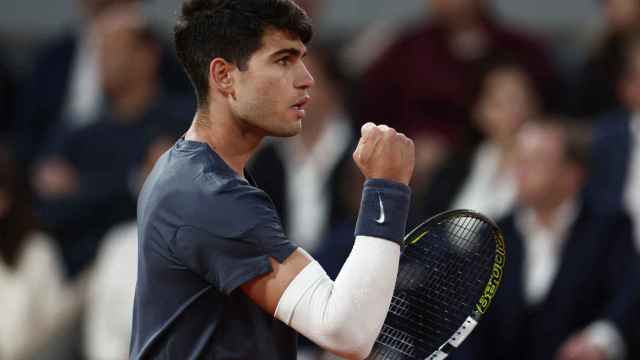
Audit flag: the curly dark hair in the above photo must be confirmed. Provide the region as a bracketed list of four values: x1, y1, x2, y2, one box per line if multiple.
[174, 0, 313, 107]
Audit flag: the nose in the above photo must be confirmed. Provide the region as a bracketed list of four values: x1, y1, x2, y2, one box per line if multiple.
[296, 62, 315, 90]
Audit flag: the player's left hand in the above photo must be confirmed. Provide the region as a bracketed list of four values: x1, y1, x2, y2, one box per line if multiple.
[555, 333, 607, 360]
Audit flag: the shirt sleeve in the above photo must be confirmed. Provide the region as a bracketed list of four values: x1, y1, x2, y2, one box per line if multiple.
[173, 183, 297, 295]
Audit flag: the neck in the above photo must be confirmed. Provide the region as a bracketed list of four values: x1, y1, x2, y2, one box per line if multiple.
[492, 138, 517, 171]
[185, 105, 263, 176]
[530, 193, 574, 227]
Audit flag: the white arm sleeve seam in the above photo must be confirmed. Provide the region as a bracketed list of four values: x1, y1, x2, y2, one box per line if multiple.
[274, 260, 327, 324]
[274, 236, 400, 359]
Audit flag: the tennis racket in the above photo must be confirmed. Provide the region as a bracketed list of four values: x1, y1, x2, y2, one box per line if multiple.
[367, 209, 505, 360]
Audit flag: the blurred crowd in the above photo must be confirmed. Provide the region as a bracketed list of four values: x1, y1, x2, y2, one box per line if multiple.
[0, 0, 639, 359]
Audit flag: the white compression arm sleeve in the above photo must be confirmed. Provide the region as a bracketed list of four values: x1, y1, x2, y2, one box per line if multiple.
[274, 236, 400, 359]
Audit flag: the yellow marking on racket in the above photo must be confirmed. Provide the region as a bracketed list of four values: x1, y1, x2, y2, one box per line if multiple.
[475, 233, 506, 314]
[409, 230, 429, 245]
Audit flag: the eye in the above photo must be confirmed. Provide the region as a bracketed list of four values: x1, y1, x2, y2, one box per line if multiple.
[277, 57, 291, 66]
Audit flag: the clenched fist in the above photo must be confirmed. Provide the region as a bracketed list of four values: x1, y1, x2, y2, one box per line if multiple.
[353, 122, 415, 185]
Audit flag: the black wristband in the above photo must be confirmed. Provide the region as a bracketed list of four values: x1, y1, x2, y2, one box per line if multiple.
[354, 179, 411, 246]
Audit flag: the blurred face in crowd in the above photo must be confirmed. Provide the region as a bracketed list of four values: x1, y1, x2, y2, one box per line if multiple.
[474, 66, 538, 145]
[79, 0, 138, 19]
[515, 124, 583, 210]
[604, 0, 640, 32]
[620, 41, 640, 111]
[429, 0, 486, 23]
[99, 24, 159, 98]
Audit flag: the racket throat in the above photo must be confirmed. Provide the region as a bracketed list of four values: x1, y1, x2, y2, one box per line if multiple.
[426, 316, 479, 360]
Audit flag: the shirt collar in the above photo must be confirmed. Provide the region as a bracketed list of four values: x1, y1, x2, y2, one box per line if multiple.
[515, 197, 580, 244]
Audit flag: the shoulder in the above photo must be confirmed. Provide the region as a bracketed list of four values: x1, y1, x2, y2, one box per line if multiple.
[141, 141, 282, 235]
[33, 31, 79, 68]
[187, 176, 280, 236]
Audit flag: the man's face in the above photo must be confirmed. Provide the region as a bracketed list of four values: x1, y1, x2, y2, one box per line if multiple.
[99, 26, 157, 97]
[515, 125, 568, 208]
[474, 67, 536, 142]
[229, 29, 314, 137]
[604, 0, 640, 31]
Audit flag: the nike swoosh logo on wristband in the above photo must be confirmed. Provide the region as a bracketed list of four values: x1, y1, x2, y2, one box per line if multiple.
[375, 193, 385, 224]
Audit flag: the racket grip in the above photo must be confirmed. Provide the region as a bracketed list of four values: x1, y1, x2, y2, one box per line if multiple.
[354, 179, 411, 245]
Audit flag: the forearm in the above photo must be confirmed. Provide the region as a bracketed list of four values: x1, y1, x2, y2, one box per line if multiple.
[276, 236, 400, 358]
[275, 179, 410, 359]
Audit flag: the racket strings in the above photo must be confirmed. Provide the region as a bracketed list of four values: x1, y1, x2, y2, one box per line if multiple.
[372, 214, 498, 359]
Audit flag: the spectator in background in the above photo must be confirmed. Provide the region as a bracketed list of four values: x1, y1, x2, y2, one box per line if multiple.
[84, 131, 177, 360]
[408, 58, 540, 224]
[589, 34, 640, 245]
[249, 46, 355, 257]
[0, 144, 75, 360]
[450, 60, 540, 219]
[357, 0, 558, 175]
[574, 0, 640, 118]
[455, 120, 639, 360]
[31, 16, 190, 276]
[14, 0, 190, 167]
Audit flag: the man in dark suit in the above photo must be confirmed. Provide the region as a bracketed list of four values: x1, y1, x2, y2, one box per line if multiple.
[14, 0, 189, 167]
[454, 119, 639, 360]
[30, 19, 190, 277]
[588, 35, 640, 218]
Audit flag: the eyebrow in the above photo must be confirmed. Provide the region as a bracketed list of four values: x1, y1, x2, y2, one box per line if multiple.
[270, 47, 306, 59]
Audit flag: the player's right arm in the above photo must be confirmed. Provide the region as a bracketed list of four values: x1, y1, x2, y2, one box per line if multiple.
[242, 123, 415, 359]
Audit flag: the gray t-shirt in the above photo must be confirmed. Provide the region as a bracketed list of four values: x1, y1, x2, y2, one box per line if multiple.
[130, 138, 298, 359]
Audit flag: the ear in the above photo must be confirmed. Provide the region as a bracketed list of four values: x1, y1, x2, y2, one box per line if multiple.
[209, 58, 235, 97]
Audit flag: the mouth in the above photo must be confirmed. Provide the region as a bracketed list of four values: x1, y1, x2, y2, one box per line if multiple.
[290, 96, 310, 118]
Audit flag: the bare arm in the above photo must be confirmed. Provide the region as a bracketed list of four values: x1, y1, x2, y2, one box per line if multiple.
[240, 249, 312, 315]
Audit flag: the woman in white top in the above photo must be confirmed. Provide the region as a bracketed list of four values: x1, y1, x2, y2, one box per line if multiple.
[452, 60, 540, 219]
[0, 146, 72, 360]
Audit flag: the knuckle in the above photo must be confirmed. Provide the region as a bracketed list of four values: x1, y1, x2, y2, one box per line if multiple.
[381, 128, 396, 138]
[369, 126, 382, 136]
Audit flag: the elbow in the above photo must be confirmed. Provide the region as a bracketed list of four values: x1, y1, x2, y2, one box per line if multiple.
[342, 339, 375, 360]
[322, 325, 376, 360]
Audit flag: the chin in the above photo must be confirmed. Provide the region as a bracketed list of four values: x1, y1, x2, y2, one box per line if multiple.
[270, 121, 302, 138]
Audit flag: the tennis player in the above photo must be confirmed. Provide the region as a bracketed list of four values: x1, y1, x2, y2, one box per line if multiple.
[129, 1, 415, 359]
